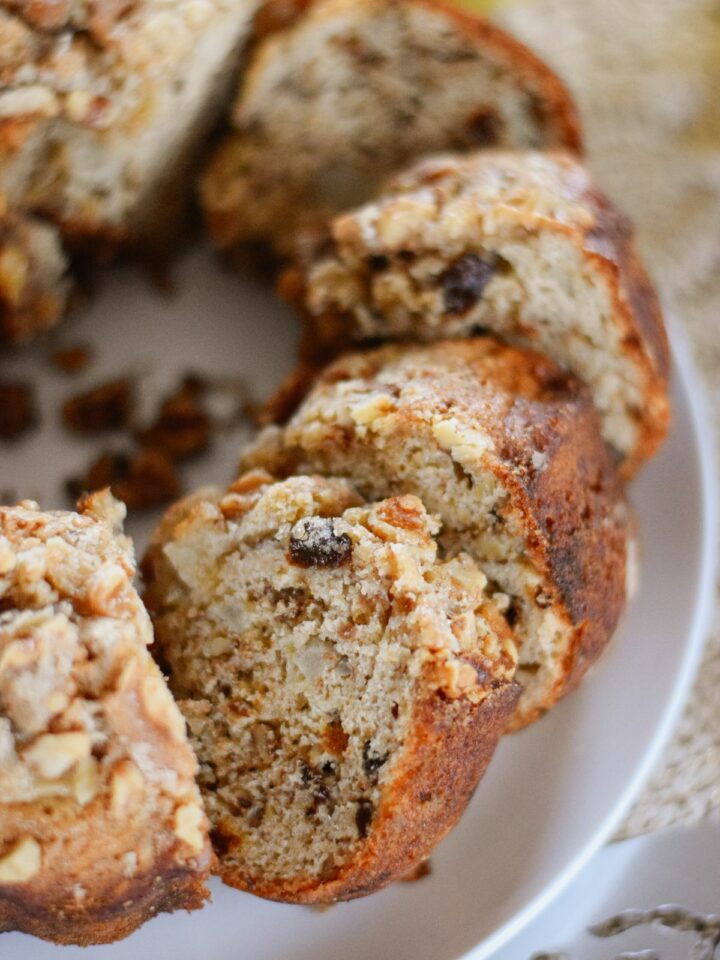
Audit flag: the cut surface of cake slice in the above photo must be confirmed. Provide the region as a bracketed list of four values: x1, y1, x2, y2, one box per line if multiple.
[143, 471, 518, 902]
[200, 0, 582, 257]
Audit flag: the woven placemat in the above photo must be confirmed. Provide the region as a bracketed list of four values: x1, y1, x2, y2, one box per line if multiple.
[490, 0, 720, 838]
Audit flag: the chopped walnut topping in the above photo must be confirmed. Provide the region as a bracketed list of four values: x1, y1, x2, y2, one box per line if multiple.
[0, 837, 41, 884]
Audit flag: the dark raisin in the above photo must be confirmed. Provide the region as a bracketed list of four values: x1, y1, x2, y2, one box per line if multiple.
[210, 826, 237, 855]
[466, 107, 503, 146]
[367, 254, 389, 272]
[505, 602, 519, 628]
[362, 741, 389, 779]
[355, 799, 374, 838]
[440, 254, 495, 314]
[300, 762, 317, 787]
[288, 517, 352, 568]
[321, 761, 336, 775]
[391, 702, 399, 719]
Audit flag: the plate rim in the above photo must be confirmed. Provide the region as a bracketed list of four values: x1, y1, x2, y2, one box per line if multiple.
[464, 321, 719, 960]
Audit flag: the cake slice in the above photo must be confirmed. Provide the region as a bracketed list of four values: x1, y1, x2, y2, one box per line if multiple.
[0, 492, 210, 944]
[242, 339, 628, 729]
[200, 0, 582, 257]
[288, 151, 669, 475]
[143, 471, 518, 902]
[0, 0, 258, 253]
[0, 200, 69, 345]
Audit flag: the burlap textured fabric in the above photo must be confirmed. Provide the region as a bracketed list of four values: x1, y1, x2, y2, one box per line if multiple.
[493, 0, 720, 838]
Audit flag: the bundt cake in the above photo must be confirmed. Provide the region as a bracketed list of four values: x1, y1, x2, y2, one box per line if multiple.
[0, 0, 258, 252]
[242, 339, 628, 729]
[0, 491, 210, 944]
[143, 471, 518, 902]
[200, 0, 582, 258]
[285, 150, 670, 474]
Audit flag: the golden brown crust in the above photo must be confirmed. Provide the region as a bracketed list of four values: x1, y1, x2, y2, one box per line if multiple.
[411, 0, 582, 154]
[0, 831, 210, 946]
[580, 187, 670, 475]
[232, 679, 519, 902]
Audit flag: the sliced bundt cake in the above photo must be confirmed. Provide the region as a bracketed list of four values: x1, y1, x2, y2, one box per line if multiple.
[143, 471, 518, 902]
[0, 492, 210, 944]
[0, 0, 258, 253]
[287, 151, 669, 475]
[242, 339, 628, 729]
[200, 0, 582, 257]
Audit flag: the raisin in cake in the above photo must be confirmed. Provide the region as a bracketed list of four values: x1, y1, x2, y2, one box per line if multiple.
[288, 151, 669, 475]
[143, 471, 518, 902]
[0, 492, 210, 944]
[0, 0, 258, 253]
[200, 0, 582, 258]
[242, 340, 628, 729]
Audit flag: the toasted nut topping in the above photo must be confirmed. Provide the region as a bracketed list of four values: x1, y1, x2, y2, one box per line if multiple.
[110, 760, 144, 816]
[24, 732, 91, 779]
[174, 803, 205, 853]
[87, 563, 127, 614]
[73, 755, 99, 805]
[0, 537, 16, 574]
[350, 394, 395, 427]
[0, 837, 41, 884]
[141, 671, 187, 740]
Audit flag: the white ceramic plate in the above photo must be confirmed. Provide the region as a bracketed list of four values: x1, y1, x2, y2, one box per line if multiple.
[1, 246, 716, 960]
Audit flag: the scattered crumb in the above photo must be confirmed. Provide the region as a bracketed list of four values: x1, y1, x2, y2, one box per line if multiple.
[135, 376, 210, 460]
[50, 344, 93, 374]
[0, 381, 36, 440]
[63, 378, 133, 433]
[66, 448, 179, 509]
[400, 860, 432, 883]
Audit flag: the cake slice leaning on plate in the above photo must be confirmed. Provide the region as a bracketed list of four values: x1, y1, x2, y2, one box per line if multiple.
[285, 150, 670, 477]
[242, 338, 629, 730]
[143, 471, 518, 902]
[200, 0, 582, 259]
[0, 492, 210, 945]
